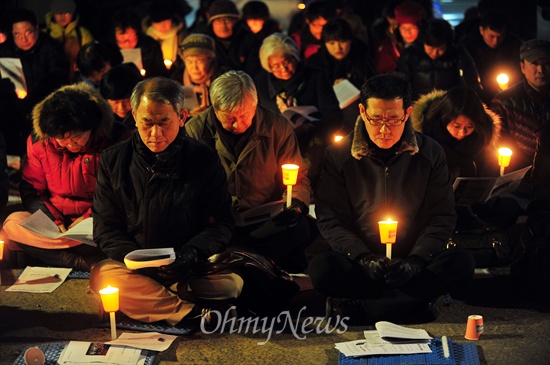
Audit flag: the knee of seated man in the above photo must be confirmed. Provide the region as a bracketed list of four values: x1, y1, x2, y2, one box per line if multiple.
[89, 258, 125, 292]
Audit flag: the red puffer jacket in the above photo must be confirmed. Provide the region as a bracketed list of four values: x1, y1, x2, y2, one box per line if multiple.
[20, 83, 133, 226]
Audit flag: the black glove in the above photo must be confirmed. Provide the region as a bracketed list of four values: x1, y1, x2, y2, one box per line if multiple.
[357, 254, 390, 282]
[0, 79, 16, 97]
[384, 256, 425, 288]
[157, 246, 199, 285]
[273, 199, 305, 227]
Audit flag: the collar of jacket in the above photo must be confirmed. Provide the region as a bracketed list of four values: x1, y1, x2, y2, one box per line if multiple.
[412, 89, 501, 150]
[135, 127, 186, 177]
[266, 64, 306, 100]
[351, 115, 419, 160]
[200, 106, 272, 140]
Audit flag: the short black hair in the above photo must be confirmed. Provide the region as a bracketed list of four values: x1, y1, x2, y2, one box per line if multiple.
[242, 1, 270, 20]
[100, 63, 143, 100]
[422, 18, 453, 47]
[9, 9, 37, 27]
[305, 0, 337, 22]
[360, 72, 412, 109]
[321, 18, 354, 43]
[112, 9, 142, 33]
[479, 10, 506, 32]
[76, 41, 123, 77]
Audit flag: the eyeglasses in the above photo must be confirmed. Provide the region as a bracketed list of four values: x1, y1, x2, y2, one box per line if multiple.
[364, 110, 407, 127]
[13, 28, 35, 40]
[270, 58, 294, 72]
[212, 17, 236, 25]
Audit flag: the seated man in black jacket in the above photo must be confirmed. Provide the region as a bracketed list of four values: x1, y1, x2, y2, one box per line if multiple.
[309, 73, 475, 324]
[90, 77, 242, 331]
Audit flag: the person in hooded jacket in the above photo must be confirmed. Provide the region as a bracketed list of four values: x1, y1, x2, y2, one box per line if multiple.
[1, 83, 133, 271]
[412, 86, 520, 230]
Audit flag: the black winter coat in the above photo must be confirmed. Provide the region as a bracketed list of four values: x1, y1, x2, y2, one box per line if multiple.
[92, 129, 234, 263]
[398, 44, 481, 101]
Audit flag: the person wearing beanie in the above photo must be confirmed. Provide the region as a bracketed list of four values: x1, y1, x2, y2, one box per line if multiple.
[142, 1, 188, 65]
[45, 0, 94, 82]
[171, 33, 227, 117]
[374, 0, 425, 74]
[206, 0, 262, 76]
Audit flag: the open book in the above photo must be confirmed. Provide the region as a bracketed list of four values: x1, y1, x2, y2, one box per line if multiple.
[18, 210, 95, 246]
[453, 165, 531, 206]
[333, 79, 360, 109]
[120, 49, 143, 71]
[282, 106, 320, 128]
[124, 248, 176, 270]
[182, 85, 199, 111]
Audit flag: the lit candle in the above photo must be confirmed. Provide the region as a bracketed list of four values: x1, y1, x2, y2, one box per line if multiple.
[297, 3, 306, 10]
[140, 69, 146, 77]
[164, 59, 173, 70]
[334, 135, 343, 142]
[496, 73, 509, 90]
[99, 285, 119, 340]
[498, 147, 512, 176]
[15, 90, 27, 99]
[0, 240, 4, 261]
[282, 164, 299, 208]
[378, 218, 398, 259]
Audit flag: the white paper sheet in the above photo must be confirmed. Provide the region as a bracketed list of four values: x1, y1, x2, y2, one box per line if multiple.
[57, 341, 143, 365]
[106, 332, 177, 352]
[5, 267, 71, 293]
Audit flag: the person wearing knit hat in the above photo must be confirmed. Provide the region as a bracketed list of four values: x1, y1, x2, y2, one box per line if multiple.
[374, 0, 424, 73]
[394, 0, 424, 45]
[205, 0, 262, 76]
[208, 0, 240, 39]
[45, 0, 94, 81]
[171, 33, 226, 117]
[142, 1, 188, 64]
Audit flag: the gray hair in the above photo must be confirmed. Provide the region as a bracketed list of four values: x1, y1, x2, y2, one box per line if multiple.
[209, 70, 258, 112]
[130, 77, 185, 114]
[259, 33, 300, 72]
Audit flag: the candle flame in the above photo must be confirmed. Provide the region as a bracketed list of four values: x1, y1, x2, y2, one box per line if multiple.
[496, 73, 509, 90]
[334, 135, 343, 142]
[140, 69, 146, 76]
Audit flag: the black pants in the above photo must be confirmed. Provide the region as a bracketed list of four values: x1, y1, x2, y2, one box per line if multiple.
[308, 248, 475, 321]
[232, 214, 317, 273]
[16, 243, 105, 272]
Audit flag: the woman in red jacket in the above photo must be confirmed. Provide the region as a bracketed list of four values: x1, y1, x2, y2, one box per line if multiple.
[1, 83, 132, 271]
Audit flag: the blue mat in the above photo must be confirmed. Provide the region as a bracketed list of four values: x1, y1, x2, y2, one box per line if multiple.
[96, 313, 196, 336]
[12, 342, 156, 365]
[338, 338, 480, 365]
[14, 269, 90, 279]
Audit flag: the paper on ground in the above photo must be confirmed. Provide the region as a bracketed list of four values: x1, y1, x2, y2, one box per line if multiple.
[106, 332, 177, 351]
[57, 341, 144, 365]
[375, 321, 432, 343]
[335, 330, 432, 357]
[5, 267, 71, 293]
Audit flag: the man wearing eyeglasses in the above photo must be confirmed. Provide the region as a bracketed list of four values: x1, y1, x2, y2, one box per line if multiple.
[0, 8, 69, 156]
[309, 72, 475, 325]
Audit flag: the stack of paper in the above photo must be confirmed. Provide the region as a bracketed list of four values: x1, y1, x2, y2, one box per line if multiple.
[124, 248, 175, 269]
[335, 321, 433, 357]
[57, 341, 146, 365]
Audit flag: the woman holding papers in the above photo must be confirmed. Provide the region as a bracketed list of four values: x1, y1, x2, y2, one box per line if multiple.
[412, 86, 520, 232]
[254, 32, 343, 186]
[1, 83, 132, 271]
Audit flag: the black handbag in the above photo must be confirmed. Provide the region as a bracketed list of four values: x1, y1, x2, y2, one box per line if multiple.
[189, 246, 300, 315]
[447, 226, 514, 267]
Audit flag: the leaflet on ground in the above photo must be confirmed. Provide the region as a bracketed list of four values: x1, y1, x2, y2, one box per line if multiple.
[18, 209, 95, 246]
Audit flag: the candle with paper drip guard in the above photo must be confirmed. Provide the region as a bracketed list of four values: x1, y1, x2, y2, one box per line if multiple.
[498, 147, 512, 176]
[378, 218, 398, 259]
[0, 240, 4, 261]
[496, 73, 509, 90]
[164, 59, 172, 70]
[281, 164, 299, 208]
[99, 285, 119, 340]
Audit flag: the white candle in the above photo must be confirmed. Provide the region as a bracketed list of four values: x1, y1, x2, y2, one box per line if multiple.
[498, 147, 512, 176]
[99, 286, 119, 340]
[282, 164, 299, 208]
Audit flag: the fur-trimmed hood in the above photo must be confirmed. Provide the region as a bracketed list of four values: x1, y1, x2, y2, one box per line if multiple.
[411, 89, 501, 150]
[351, 115, 419, 160]
[32, 82, 114, 142]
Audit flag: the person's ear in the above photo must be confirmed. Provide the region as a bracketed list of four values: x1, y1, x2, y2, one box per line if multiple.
[179, 109, 188, 127]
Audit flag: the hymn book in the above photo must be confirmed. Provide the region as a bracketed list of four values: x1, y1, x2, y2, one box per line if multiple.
[18, 210, 95, 246]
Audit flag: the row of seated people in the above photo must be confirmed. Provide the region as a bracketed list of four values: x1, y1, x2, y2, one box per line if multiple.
[0, 63, 549, 329]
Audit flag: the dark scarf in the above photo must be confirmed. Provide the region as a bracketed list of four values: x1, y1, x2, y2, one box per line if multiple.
[213, 117, 254, 158]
